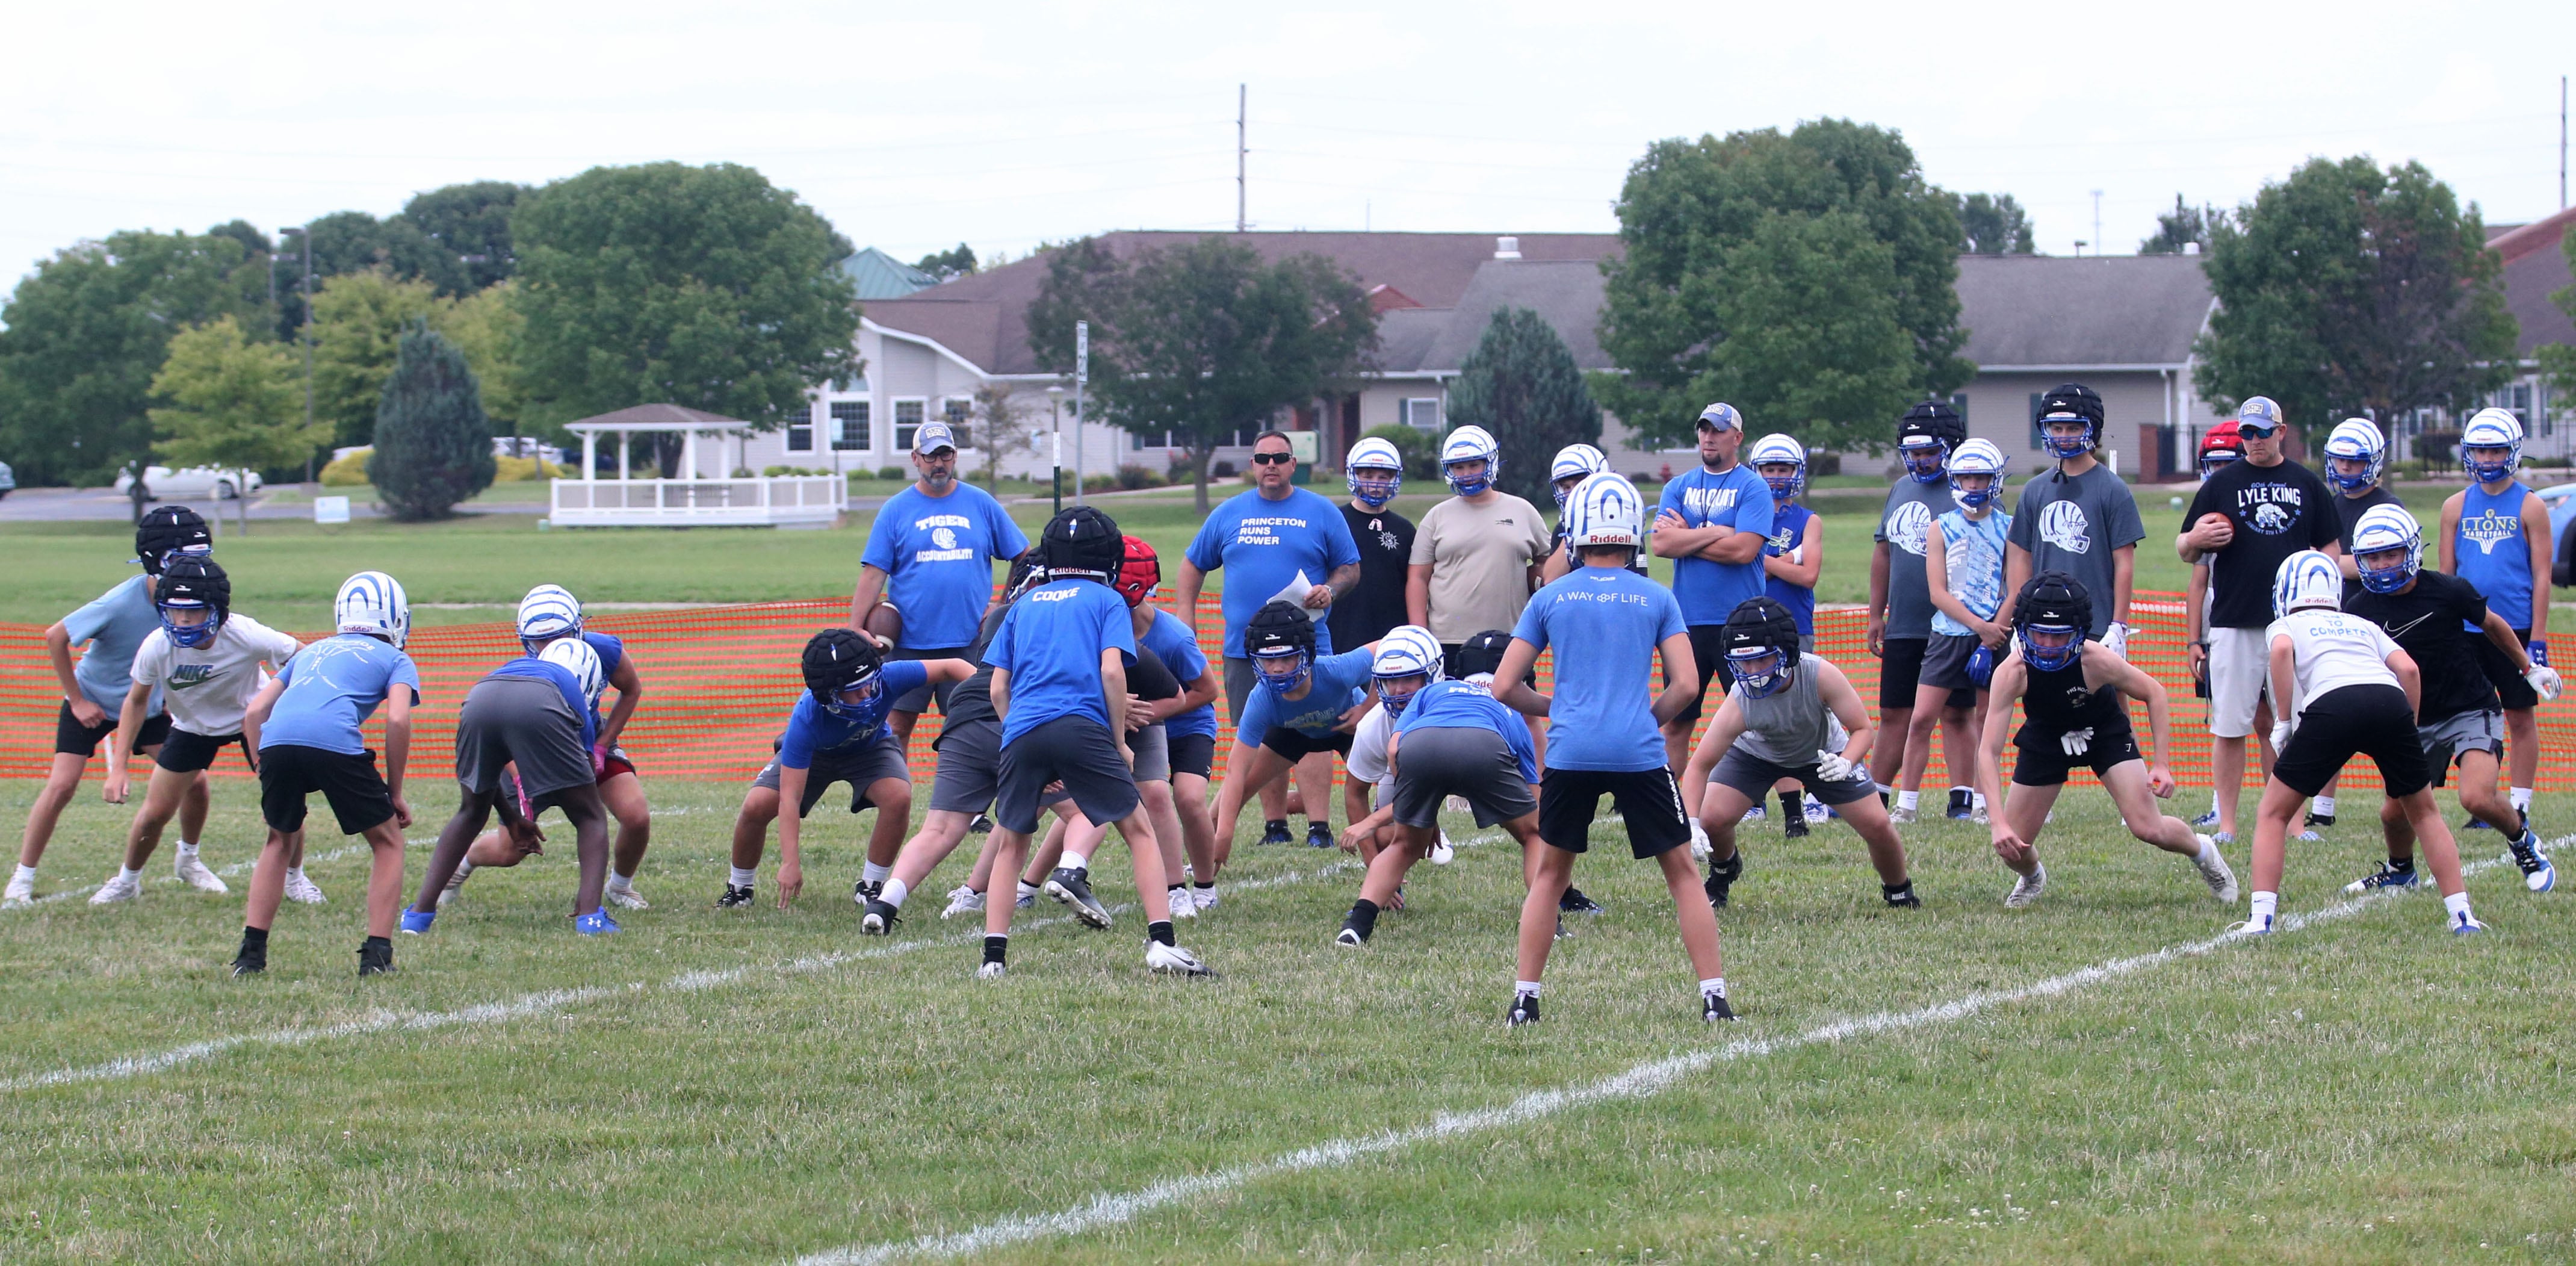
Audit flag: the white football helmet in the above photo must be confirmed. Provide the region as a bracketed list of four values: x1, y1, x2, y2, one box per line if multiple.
[1746, 433, 1807, 500]
[516, 583, 583, 648]
[1564, 471, 1645, 550]
[2271, 550, 2345, 619]
[1946, 438, 2008, 509]
[2320, 418, 2386, 492]
[2460, 407, 2523, 483]
[1345, 436, 1405, 508]
[539, 635, 605, 710]
[1549, 443, 1610, 504]
[1439, 425, 1501, 495]
[334, 571, 411, 649]
[2348, 503, 2423, 595]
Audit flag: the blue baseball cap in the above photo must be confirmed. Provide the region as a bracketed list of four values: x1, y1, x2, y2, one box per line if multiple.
[1696, 402, 1743, 432]
[913, 421, 958, 454]
[2235, 397, 2284, 435]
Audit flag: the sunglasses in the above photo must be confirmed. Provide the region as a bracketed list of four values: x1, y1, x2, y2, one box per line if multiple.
[1251, 451, 1295, 466]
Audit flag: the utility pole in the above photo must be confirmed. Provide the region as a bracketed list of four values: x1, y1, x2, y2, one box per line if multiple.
[282, 223, 315, 489]
[1074, 320, 1089, 506]
[2561, 75, 2568, 209]
[1236, 84, 1248, 233]
[2090, 190, 2104, 256]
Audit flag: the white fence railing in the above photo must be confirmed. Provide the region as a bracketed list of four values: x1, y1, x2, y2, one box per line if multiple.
[549, 476, 846, 527]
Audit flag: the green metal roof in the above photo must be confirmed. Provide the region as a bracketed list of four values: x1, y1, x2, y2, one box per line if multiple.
[841, 247, 941, 300]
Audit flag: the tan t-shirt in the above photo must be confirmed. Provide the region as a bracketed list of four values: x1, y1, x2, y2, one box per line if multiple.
[1410, 492, 1553, 644]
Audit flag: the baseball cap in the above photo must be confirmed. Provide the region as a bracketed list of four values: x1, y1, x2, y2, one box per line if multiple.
[1695, 402, 1743, 432]
[913, 421, 958, 454]
[2235, 396, 2284, 435]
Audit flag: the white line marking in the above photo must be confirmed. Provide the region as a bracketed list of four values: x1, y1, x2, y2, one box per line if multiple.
[5, 842, 377, 910]
[793, 855, 2519, 1266]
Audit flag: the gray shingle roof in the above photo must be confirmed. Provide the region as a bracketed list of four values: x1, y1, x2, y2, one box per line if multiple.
[2489, 208, 2576, 358]
[1954, 254, 2214, 368]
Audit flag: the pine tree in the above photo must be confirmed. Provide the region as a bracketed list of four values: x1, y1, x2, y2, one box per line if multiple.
[1444, 306, 1603, 504]
[371, 320, 494, 520]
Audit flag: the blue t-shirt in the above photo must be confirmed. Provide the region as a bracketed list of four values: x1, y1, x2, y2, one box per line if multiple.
[2456, 480, 2535, 630]
[1184, 487, 1361, 659]
[259, 634, 422, 757]
[1233, 647, 1373, 745]
[1138, 609, 1217, 740]
[1763, 502, 1818, 636]
[481, 657, 599, 753]
[772, 659, 929, 769]
[1512, 566, 1686, 772]
[1393, 678, 1540, 783]
[1658, 464, 1775, 626]
[861, 483, 1030, 649]
[1930, 507, 2013, 638]
[984, 580, 1136, 745]
[64, 574, 164, 713]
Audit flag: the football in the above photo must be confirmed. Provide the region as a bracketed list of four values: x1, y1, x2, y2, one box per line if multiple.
[864, 599, 903, 649]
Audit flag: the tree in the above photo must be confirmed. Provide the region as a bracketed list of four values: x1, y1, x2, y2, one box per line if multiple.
[371, 322, 495, 520]
[2194, 156, 2517, 435]
[438, 281, 527, 437]
[1957, 192, 2035, 255]
[1599, 119, 1971, 452]
[512, 162, 862, 453]
[970, 380, 1040, 485]
[2140, 194, 2226, 255]
[148, 316, 323, 535]
[915, 243, 977, 282]
[1444, 307, 1603, 503]
[2542, 229, 2576, 417]
[0, 229, 270, 486]
[400, 181, 530, 292]
[305, 210, 470, 296]
[311, 270, 444, 449]
[1027, 235, 1378, 512]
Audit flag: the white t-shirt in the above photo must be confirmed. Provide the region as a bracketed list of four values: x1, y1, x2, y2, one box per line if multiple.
[2265, 607, 2400, 718]
[1346, 704, 1397, 804]
[128, 614, 302, 737]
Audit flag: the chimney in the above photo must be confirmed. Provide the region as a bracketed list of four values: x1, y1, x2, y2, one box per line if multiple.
[1494, 235, 1521, 260]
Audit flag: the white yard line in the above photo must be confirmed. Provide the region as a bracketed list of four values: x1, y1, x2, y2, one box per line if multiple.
[793, 853, 2528, 1266]
[5, 842, 379, 910]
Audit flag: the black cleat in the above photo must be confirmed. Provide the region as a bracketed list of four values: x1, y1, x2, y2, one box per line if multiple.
[2304, 810, 2336, 830]
[968, 813, 995, 834]
[716, 884, 756, 909]
[1703, 991, 1737, 1022]
[229, 948, 265, 978]
[853, 878, 883, 906]
[1782, 808, 1810, 839]
[356, 939, 395, 977]
[1704, 852, 1744, 909]
[1506, 992, 1541, 1027]
[1044, 866, 1112, 929]
[1558, 886, 1603, 915]
[1335, 926, 1366, 948]
[1883, 881, 1922, 909]
[860, 898, 900, 936]
[1259, 819, 1293, 847]
[1305, 822, 1334, 849]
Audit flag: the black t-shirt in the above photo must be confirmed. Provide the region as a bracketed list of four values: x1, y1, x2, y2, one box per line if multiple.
[2020, 654, 2131, 735]
[2330, 486, 2401, 553]
[1329, 503, 1416, 652]
[938, 604, 1017, 734]
[2184, 457, 2341, 628]
[2342, 571, 2498, 723]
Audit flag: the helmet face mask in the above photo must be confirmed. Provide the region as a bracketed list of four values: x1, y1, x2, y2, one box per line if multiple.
[1727, 647, 1789, 697]
[2040, 417, 2095, 459]
[2350, 504, 2424, 595]
[1944, 438, 2008, 509]
[1549, 444, 1609, 506]
[1746, 433, 1806, 500]
[1718, 598, 1800, 698]
[2321, 418, 2386, 492]
[2019, 623, 2082, 672]
[2036, 383, 2105, 461]
[1245, 600, 1319, 697]
[1112, 536, 1160, 609]
[1898, 439, 1946, 483]
[2011, 571, 2093, 672]
[2459, 408, 2523, 485]
[1440, 426, 1500, 497]
[155, 554, 229, 648]
[1254, 648, 1310, 696]
[802, 628, 884, 716]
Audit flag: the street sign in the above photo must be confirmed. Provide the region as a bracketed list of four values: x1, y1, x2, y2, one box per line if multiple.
[313, 495, 350, 525]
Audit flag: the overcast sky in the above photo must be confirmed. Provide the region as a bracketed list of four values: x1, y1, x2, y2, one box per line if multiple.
[5, 1, 2571, 288]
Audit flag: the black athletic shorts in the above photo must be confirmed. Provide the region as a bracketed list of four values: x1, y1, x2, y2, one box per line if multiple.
[1669, 625, 1738, 729]
[2010, 718, 2143, 787]
[1880, 638, 1977, 712]
[54, 701, 170, 758]
[156, 728, 249, 774]
[996, 715, 1139, 834]
[2273, 683, 2429, 799]
[1168, 731, 1216, 780]
[2474, 627, 2539, 710]
[258, 743, 397, 836]
[1260, 725, 1354, 763]
[1540, 766, 1691, 858]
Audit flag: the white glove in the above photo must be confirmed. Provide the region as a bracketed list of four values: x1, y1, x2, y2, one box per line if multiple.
[1816, 748, 1859, 783]
[2104, 622, 2129, 659]
[2526, 664, 2564, 702]
[2270, 719, 2294, 754]
[2059, 727, 2093, 757]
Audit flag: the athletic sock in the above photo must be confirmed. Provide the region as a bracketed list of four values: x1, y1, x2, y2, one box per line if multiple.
[1192, 880, 1214, 892]
[1148, 920, 1175, 946]
[605, 870, 634, 889]
[1059, 851, 1089, 873]
[1971, 791, 1988, 813]
[2385, 857, 2416, 873]
[2249, 891, 2278, 924]
[1780, 792, 1803, 819]
[362, 934, 391, 953]
[176, 840, 199, 858]
[454, 860, 475, 880]
[1345, 898, 1381, 940]
[1017, 880, 1042, 904]
[286, 865, 308, 886]
[2511, 787, 2534, 812]
[2312, 796, 2336, 818]
[2444, 890, 2475, 922]
[982, 934, 1008, 965]
[881, 878, 909, 909]
[1700, 976, 1727, 999]
[118, 867, 141, 883]
[1895, 791, 1920, 812]
[2209, 792, 2223, 816]
[861, 861, 892, 886]
[729, 866, 758, 889]
[1514, 979, 1543, 998]
[13, 864, 34, 883]
[238, 925, 268, 951]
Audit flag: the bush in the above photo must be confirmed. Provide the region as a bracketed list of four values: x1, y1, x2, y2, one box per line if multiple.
[493, 455, 567, 482]
[1081, 473, 1122, 494]
[371, 323, 494, 521]
[876, 465, 906, 481]
[320, 449, 372, 486]
[1211, 459, 1237, 479]
[1115, 464, 1164, 490]
[1362, 423, 1438, 479]
[1808, 451, 1842, 478]
[763, 464, 830, 477]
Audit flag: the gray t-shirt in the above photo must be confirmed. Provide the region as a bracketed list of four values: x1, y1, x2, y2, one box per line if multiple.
[1729, 654, 1848, 767]
[1874, 479, 1957, 641]
[2005, 462, 2145, 636]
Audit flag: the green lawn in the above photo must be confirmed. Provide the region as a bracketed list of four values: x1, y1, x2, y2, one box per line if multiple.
[0, 778, 2569, 1262]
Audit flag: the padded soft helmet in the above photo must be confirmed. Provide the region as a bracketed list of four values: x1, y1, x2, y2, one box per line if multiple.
[1946, 438, 2008, 509]
[1438, 424, 1501, 496]
[1549, 443, 1610, 505]
[2321, 418, 2387, 492]
[1039, 505, 1123, 582]
[2460, 406, 2524, 484]
[802, 627, 885, 715]
[2350, 503, 2425, 595]
[134, 504, 212, 576]
[1720, 597, 1801, 698]
[1747, 433, 1807, 500]
[1896, 400, 1964, 483]
[1244, 600, 1318, 696]
[2198, 420, 2244, 477]
[2012, 571, 2092, 672]
[2036, 383, 2104, 458]
[2272, 550, 2345, 621]
[155, 553, 230, 649]
[334, 571, 410, 648]
[1564, 471, 1646, 553]
[539, 635, 605, 712]
[1112, 535, 1160, 609]
[1371, 626, 1442, 714]
[2235, 396, 2287, 438]
[516, 583, 583, 651]
[1451, 629, 1514, 684]
[1345, 436, 1405, 508]
[1002, 551, 1049, 603]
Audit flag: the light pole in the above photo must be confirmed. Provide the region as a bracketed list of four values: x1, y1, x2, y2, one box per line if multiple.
[1073, 319, 1089, 507]
[1047, 385, 1065, 515]
[280, 223, 315, 488]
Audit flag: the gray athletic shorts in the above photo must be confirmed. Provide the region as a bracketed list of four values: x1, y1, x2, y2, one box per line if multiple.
[455, 675, 592, 801]
[996, 715, 1139, 834]
[1224, 656, 1258, 728]
[1389, 726, 1537, 829]
[755, 730, 911, 818]
[891, 643, 968, 714]
[927, 718, 1005, 815]
[1708, 746, 1878, 808]
[2420, 709, 2504, 789]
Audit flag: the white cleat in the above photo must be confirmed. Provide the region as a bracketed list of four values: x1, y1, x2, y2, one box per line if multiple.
[977, 960, 1007, 980]
[1431, 830, 1456, 865]
[282, 872, 328, 905]
[437, 866, 470, 909]
[174, 854, 229, 894]
[2004, 864, 2048, 909]
[1689, 819, 1712, 861]
[603, 881, 650, 910]
[2191, 835, 2240, 903]
[1192, 887, 1218, 913]
[939, 885, 986, 919]
[90, 872, 141, 905]
[1889, 806, 1918, 825]
[3, 872, 34, 908]
[1971, 805, 1990, 827]
[1168, 887, 1197, 920]
[1145, 940, 1214, 976]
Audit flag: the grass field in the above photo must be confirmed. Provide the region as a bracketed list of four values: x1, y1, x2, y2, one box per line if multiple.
[2, 775, 2572, 1262]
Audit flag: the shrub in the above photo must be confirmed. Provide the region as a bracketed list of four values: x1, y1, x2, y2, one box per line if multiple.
[1115, 464, 1163, 490]
[371, 323, 494, 521]
[876, 465, 906, 481]
[493, 455, 566, 482]
[1081, 473, 1122, 494]
[1362, 423, 1438, 479]
[320, 448, 372, 486]
[1211, 459, 1237, 479]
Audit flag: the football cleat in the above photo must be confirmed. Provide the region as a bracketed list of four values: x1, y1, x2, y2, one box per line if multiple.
[938, 885, 985, 918]
[229, 947, 266, 977]
[2211, 830, 2236, 846]
[2344, 861, 2420, 895]
[1945, 789, 1974, 821]
[2, 870, 33, 907]
[1145, 941, 1213, 976]
[1703, 991, 1736, 1022]
[968, 813, 995, 834]
[2229, 913, 2276, 937]
[1704, 852, 1744, 909]
[716, 884, 757, 909]
[398, 909, 435, 935]
[356, 940, 395, 976]
[2192, 837, 2240, 903]
[2296, 827, 2321, 842]
[1335, 925, 1366, 948]
[2190, 809, 2220, 828]
[1888, 805, 1918, 825]
[574, 910, 620, 936]
[88, 872, 141, 905]
[977, 960, 1008, 980]
[1167, 887, 1197, 920]
[1740, 804, 1766, 824]
[604, 880, 649, 910]
[1883, 883, 1922, 909]
[2304, 810, 2336, 830]
[1431, 831, 1456, 864]
[1782, 810, 1810, 839]
[1806, 798, 1831, 824]
[174, 854, 229, 893]
[438, 863, 471, 908]
[852, 878, 882, 906]
[1558, 886, 1604, 915]
[859, 899, 899, 936]
[2004, 866, 2048, 909]
[2462, 815, 2495, 832]
[2508, 831, 2556, 893]
[1305, 822, 1334, 849]
[1045, 867, 1112, 929]
[2452, 911, 2490, 935]
[1190, 887, 1216, 913]
[1971, 803, 1990, 827]
[1259, 820, 1293, 847]
[282, 871, 327, 905]
[1506, 993, 1542, 1027]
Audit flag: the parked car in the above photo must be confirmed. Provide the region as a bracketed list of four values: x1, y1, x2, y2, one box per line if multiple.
[0, 459, 14, 499]
[2540, 480, 2576, 587]
[112, 465, 263, 500]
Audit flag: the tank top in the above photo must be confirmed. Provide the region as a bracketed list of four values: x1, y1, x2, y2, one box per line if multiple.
[1763, 503, 1818, 635]
[1930, 507, 2012, 638]
[2454, 480, 2533, 630]
[2020, 653, 2129, 735]
[1729, 653, 1847, 766]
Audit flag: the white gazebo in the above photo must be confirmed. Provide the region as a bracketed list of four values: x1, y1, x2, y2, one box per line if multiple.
[550, 403, 846, 528]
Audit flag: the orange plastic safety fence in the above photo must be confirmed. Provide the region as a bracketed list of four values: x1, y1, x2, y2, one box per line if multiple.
[2, 591, 2560, 792]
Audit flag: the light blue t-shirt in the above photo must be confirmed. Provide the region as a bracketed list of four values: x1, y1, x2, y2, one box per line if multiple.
[1930, 507, 2013, 638]
[1184, 486, 1361, 659]
[1658, 464, 1774, 626]
[1512, 566, 1686, 772]
[259, 634, 422, 757]
[861, 483, 1030, 649]
[480, 657, 599, 754]
[773, 659, 930, 768]
[2456, 480, 2535, 631]
[1138, 609, 1217, 740]
[983, 580, 1137, 745]
[1234, 647, 1373, 745]
[1394, 678, 1540, 783]
[64, 574, 164, 713]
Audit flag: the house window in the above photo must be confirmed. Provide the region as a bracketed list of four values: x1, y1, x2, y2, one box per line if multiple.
[786, 404, 815, 453]
[943, 397, 972, 447]
[1404, 398, 1442, 429]
[894, 399, 926, 452]
[830, 400, 869, 451]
